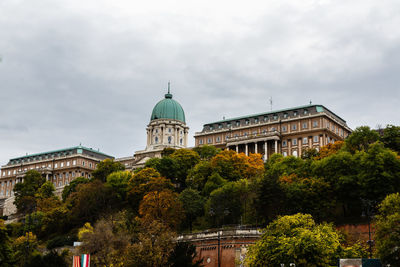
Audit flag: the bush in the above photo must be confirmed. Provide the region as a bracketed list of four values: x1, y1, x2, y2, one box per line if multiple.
[46, 235, 75, 249]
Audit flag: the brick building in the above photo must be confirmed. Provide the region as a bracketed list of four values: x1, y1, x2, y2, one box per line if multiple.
[194, 104, 351, 159]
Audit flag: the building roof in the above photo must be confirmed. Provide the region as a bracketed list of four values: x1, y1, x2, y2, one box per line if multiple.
[204, 104, 346, 125]
[150, 85, 186, 123]
[8, 145, 113, 162]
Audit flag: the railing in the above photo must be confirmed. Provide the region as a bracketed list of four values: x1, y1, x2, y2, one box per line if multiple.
[226, 130, 281, 142]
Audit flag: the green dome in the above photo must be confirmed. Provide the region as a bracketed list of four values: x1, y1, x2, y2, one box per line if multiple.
[150, 92, 186, 123]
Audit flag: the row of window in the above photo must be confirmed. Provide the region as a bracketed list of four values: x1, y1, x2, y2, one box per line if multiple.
[9, 150, 76, 165]
[1, 160, 95, 177]
[154, 136, 183, 145]
[207, 109, 311, 131]
[281, 147, 321, 157]
[153, 128, 184, 135]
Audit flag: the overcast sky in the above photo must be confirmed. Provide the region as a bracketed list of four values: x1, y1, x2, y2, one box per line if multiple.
[0, 0, 399, 164]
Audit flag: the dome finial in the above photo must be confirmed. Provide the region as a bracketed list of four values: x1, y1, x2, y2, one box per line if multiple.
[165, 81, 173, 99]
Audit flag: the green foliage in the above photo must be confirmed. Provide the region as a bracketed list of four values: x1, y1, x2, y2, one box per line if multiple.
[202, 172, 227, 196]
[169, 149, 200, 189]
[192, 145, 220, 160]
[13, 170, 45, 214]
[0, 219, 14, 266]
[92, 158, 125, 182]
[46, 235, 75, 249]
[345, 126, 379, 152]
[186, 160, 213, 191]
[62, 177, 89, 201]
[106, 170, 133, 201]
[167, 242, 203, 267]
[375, 193, 400, 265]
[246, 214, 349, 267]
[36, 181, 55, 199]
[179, 188, 204, 231]
[381, 124, 400, 152]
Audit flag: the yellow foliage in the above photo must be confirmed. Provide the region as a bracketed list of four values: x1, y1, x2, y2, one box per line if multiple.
[78, 222, 94, 241]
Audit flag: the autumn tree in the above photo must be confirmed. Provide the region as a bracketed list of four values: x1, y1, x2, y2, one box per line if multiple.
[169, 149, 200, 189]
[78, 215, 130, 267]
[139, 189, 184, 230]
[124, 220, 176, 267]
[167, 242, 203, 267]
[92, 158, 125, 182]
[67, 180, 120, 225]
[210, 150, 264, 181]
[314, 141, 344, 160]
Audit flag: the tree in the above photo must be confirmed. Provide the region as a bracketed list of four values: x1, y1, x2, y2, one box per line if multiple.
[67, 180, 120, 225]
[106, 170, 133, 201]
[381, 124, 400, 153]
[62, 177, 89, 201]
[206, 181, 243, 226]
[139, 189, 184, 230]
[210, 150, 264, 181]
[169, 149, 201, 189]
[0, 219, 14, 266]
[179, 188, 204, 231]
[345, 126, 379, 153]
[186, 160, 213, 191]
[202, 172, 227, 196]
[36, 181, 55, 199]
[314, 141, 344, 160]
[124, 220, 176, 267]
[375, 193, 400, 266]
[245, 213, 360, 267]
[78, 216, 130, 267]
[13, 170, 45, 214]
[167, 242, 203, 267]
[92, 158, 125, 182]
[192, 145, 220, 160]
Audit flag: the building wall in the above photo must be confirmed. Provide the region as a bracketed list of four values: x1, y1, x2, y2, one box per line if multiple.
[194, 105, 351, 159]
[178, 229, 261, 267]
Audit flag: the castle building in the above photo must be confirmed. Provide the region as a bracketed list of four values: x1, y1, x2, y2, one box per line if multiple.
[0, 145, 113, 201]
[118, 84, 189, 169]
[194, 104, 352, 159]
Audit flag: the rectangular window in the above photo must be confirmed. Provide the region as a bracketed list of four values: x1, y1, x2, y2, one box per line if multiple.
[13, 170, 16, 175]
[302, 122, 308, 129]
[216, 136, 221, 142]
[313, 136, 319, 143]
[7, 171, 10, 175]
[61, 162, 64, 167]
[73, 160, 76, 166]
[199, 139, 203, 145]
[283, 151, 288, 157]
[292, 139, 297, 146]
[273, 114, 278, 120]
[207, 138, 212, 144]
[72, 172, 75, 178]
[291, 124, 297, 131]
[67, 161, 70, 167]
[303, 137, 308, 144]
[282, 140, 287, 147]
[313, 121, 318, 127]
[282, 126, 287, 132]
[89, 163, 92, 168]
[54, 163, 58, 168]
[82, 161, 85, 166]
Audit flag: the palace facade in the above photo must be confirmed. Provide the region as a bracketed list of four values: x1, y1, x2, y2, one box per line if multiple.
[194, 104, 351, 159]
[0, 145, 113, 200]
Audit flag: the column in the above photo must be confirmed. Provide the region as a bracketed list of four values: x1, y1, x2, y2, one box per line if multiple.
[255, 142, 258, 154]
[245, 144, 248, 156]
[264, 141, 268, 161]
[184, 130, 188, 147]
[274, 140, 278, 154]
[236, 145, 238, 153]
